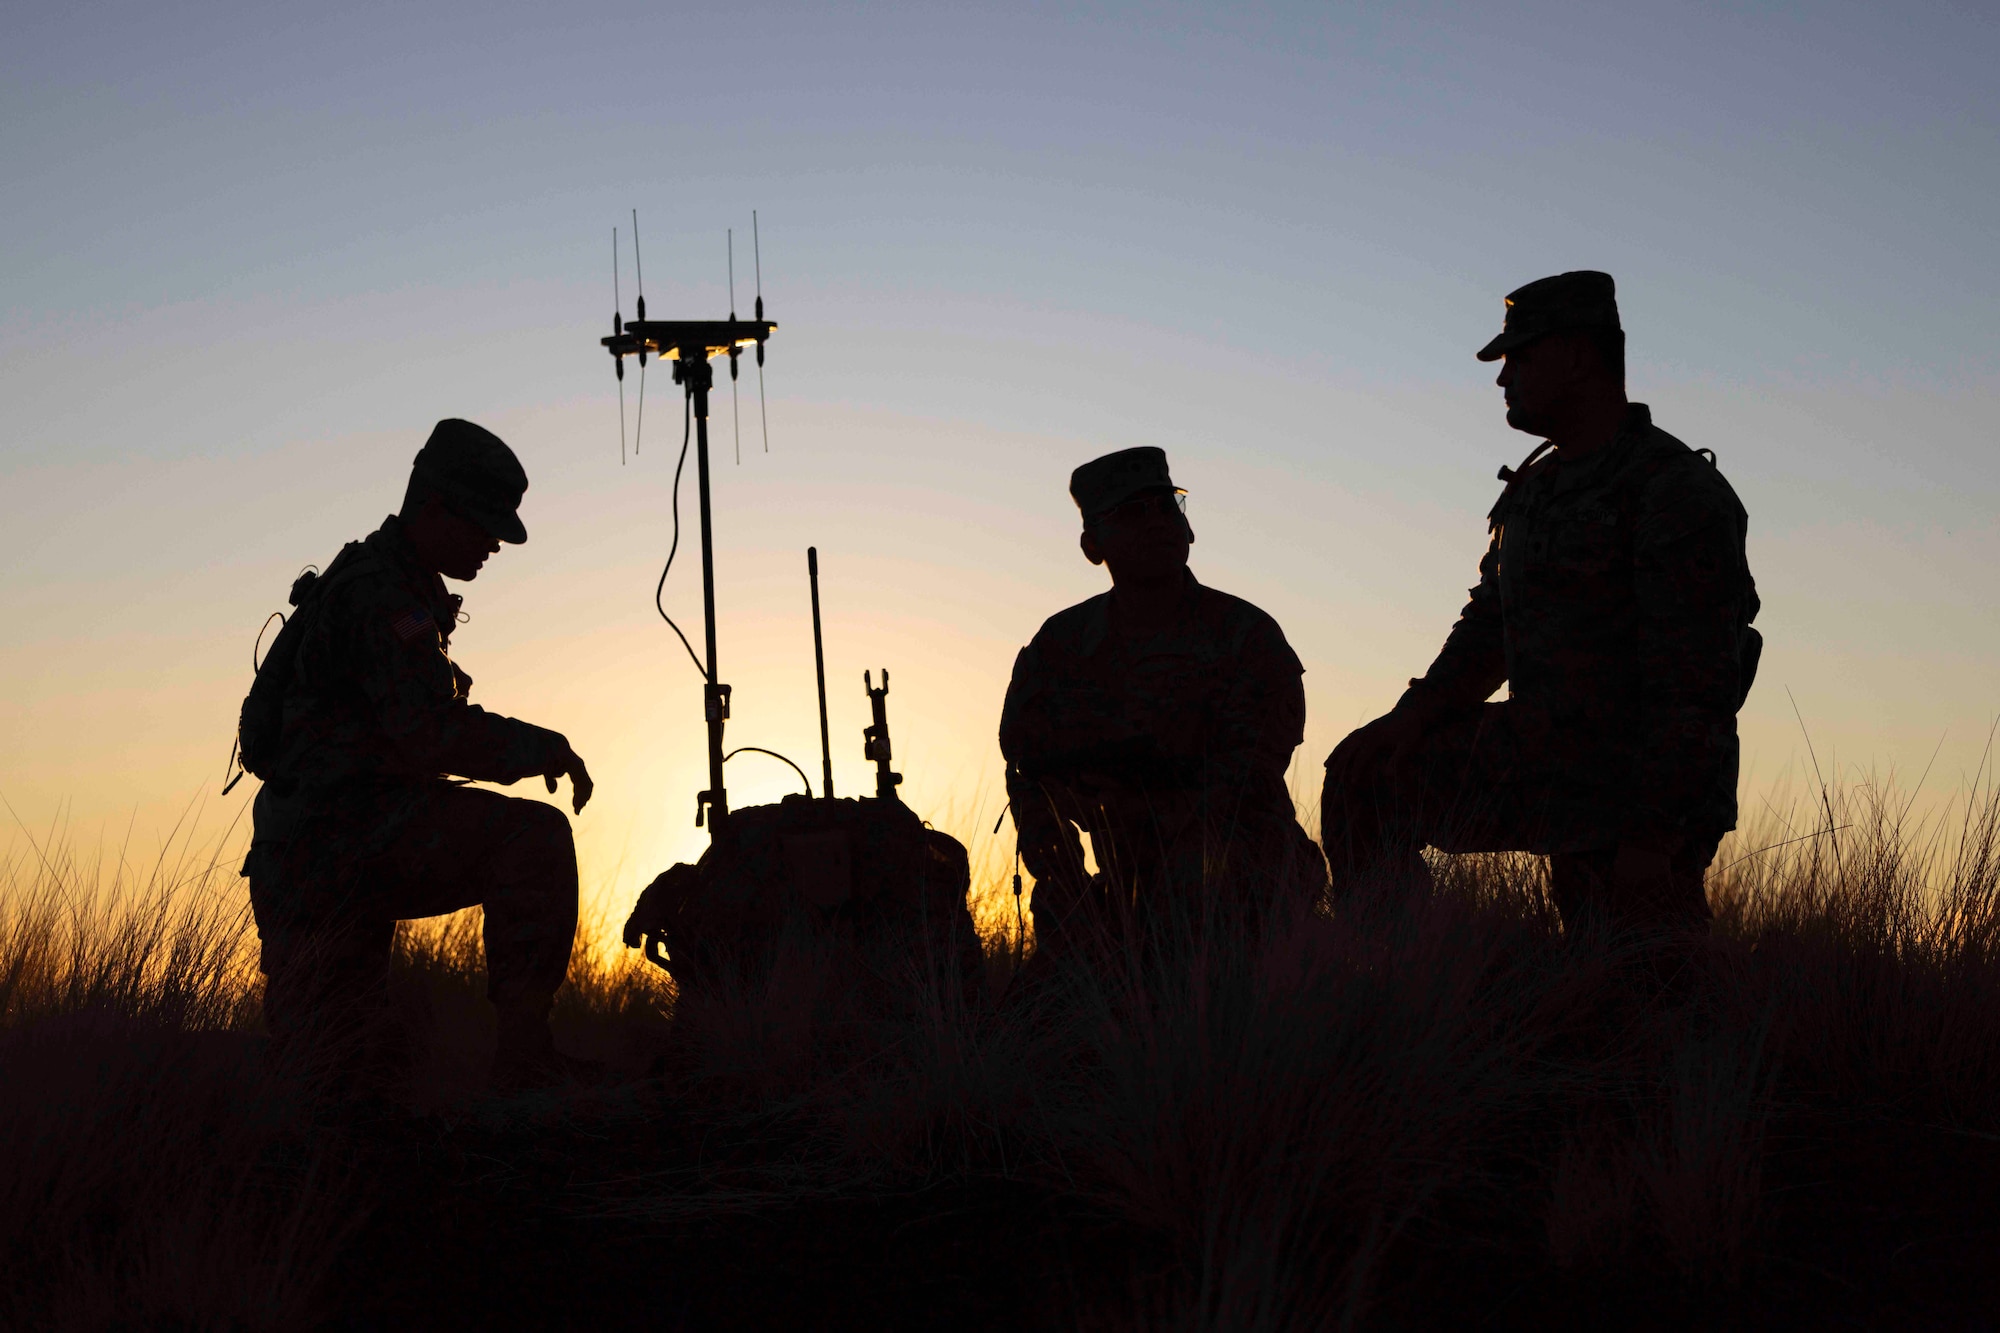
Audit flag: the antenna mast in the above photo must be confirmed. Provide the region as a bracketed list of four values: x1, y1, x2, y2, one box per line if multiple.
[601, 224, 777, 840]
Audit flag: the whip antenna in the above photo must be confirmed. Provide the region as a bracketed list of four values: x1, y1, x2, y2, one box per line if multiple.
[632, 209, 646, 315]
[633, 209, 648, 453]
[728, 229, 742, 465]
[753, 210, 769, 453]
[636, 359, 648, 454]
[613, 226, 627, 465]
[808, 547, 834, 799]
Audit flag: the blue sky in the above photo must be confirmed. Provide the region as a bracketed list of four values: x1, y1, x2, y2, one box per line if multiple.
[4, 1, 1996, 891]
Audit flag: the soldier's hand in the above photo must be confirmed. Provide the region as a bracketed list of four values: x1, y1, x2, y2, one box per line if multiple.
[544, 745, 594, 814]
[1017, 836, 1073, 888]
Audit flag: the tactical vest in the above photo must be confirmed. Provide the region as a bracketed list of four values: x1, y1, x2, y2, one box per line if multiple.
[1489, 434, 1762, 712]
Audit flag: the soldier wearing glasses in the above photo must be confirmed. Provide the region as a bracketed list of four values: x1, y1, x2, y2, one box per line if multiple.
[1000, 448, 1325, 958]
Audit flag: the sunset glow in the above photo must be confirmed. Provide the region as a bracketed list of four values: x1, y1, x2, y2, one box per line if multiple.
[5, 3, 1997, 930]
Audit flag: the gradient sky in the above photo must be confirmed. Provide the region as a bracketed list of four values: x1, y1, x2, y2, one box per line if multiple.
[5, 2, 1997, 907]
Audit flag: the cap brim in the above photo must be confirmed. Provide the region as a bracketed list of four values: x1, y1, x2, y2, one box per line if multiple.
[1082, 482, 1185, 520]
[468, 507, 527, 544]
[1476, 328, 1541, 362]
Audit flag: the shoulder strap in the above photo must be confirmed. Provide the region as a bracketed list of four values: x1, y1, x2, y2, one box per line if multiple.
[287, 541, 380, 609]
[1589, 423, 1699, 531]
[1487, 440, 1556, 530]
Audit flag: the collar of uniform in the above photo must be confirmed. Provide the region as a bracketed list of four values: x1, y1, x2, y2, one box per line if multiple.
[1551, 402, 1652, 494]
[367, 514, 453, 613]
[1076, 568, 1203, 657]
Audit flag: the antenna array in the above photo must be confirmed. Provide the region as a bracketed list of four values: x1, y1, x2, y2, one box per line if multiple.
[601, 212, 778, 838]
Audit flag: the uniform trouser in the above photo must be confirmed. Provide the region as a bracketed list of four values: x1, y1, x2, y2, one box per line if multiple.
[249, 784, 578, 1068]
[1320, 703, 1718, 933]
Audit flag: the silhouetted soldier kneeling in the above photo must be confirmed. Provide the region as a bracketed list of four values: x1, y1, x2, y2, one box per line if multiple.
[237, 420, 595, 1091]
[1322, 273, 1761, 937]
[1001, 449, 1325, 965]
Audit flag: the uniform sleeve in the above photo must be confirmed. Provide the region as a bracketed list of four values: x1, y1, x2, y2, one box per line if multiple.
[344, 584, 567, 784]
[1407, 530, 1508, 711]
[998, 643, 1047, 773]
[1201, 610, 1306, 805]
[999, 642, 1089, 887]
[1628, 466, 1751, 841]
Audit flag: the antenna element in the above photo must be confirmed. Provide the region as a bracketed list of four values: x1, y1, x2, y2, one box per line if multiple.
[728, 229, 741, 465]
[753, 210, 769, 453]
[613, 226, 626, 464]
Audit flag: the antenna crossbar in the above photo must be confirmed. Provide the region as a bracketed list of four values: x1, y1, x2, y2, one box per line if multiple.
[604, 319, 776, 365]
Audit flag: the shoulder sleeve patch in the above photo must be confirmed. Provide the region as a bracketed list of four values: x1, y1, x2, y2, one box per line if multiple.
[389, 606, 436, 643]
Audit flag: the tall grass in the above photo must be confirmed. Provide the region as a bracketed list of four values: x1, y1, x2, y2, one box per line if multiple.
[5, 774, 2000, 1329]
[0, 821, 343, 1330]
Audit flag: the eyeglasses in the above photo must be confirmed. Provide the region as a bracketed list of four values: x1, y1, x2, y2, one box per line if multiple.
[1094, 492, 1187, 526]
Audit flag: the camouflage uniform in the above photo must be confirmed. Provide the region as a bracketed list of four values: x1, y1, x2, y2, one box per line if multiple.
[1322, 402, 1759, 926]
[242, 512, 578, 1060]
[1002, 570, 1323, 949]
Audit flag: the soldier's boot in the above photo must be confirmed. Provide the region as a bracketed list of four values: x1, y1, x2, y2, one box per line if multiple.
[491, 999, 610, 1090]
[1550, 849, 1716, 1003]
[492, 999, 557, 1087]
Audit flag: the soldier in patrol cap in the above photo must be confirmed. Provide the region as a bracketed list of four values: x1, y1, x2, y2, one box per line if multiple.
[1321, 272, 1761, 934]
[1000, 448, 1325, 960]
[239, 418, 596, 1090]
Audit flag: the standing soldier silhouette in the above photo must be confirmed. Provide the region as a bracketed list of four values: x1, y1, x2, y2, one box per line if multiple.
[1001, 448, 1325, 961]
[238, 419, 595, 1089]
[1322, 273, 1760, 932]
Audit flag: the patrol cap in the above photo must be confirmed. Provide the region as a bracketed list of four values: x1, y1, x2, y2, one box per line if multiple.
[1476, 270, 1620, 362]
[410, 419, 529, 544]
[1069, 447, 1184, 521]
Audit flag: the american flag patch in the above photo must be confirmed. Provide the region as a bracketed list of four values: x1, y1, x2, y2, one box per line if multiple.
[389, 607, 435, 642]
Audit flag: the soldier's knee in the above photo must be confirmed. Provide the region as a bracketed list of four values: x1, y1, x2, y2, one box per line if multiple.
[514, 797, 574, 847]
[1319, 771, 1379, 848]
[501, 798, 577, 886]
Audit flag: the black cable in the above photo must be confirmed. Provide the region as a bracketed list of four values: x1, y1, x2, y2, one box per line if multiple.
[1014, 845, 1025, 971]
[252, 612, 286, 671]
[634, 359, 646, 455]
[655, 392, 708, 680]
[724, 746, 813, 796]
